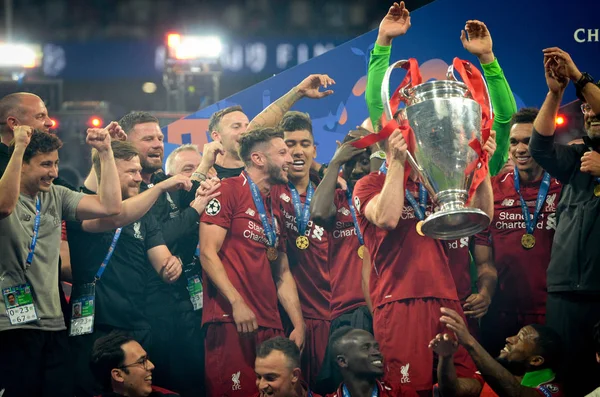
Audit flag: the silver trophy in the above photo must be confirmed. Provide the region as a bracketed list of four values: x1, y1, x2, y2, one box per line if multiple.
[381, 60, 490, 240]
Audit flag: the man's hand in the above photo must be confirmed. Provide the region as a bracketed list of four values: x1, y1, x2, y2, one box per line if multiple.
[428, 333, 459, 358]
[542, 47, 582, 82]
[158, 174, 193, 193]
[330, 138, 366, 166]
[440, 307, 476, 348]
[232, 300, 258, 334]
[377, 1, 411, 46]
[460, 20, 494, 64]
[86, 123, 115, 152]
[388, 129, 408, 164]
[106, 122, 127, 141]
[160, 255, 182, 283]
[544, 55, 569, 94]
[580, 151, 600, 177]
[200, 141, 225, 171]
[191, 177, 222, 214]
[13, 126, 33, 149]
[296, 74, 335, 99]
[463, 292, 492, 319]
[289, 326, 306, 351]
[483, 130, 497, 158]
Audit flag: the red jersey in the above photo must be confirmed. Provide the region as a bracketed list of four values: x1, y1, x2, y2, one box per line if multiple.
[200, 174, 285, 329]
[353, 172, 458, 309]
[328, 188, 367, 319]
[474, 171, 561, 314]
[272, 184, 331, 321]
[327, 380, 419, 397]
[445, 238, 473, 302]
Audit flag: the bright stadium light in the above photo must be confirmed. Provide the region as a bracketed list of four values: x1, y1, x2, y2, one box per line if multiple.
[0, 43, 42, 69]
[166, 33, 222, 62]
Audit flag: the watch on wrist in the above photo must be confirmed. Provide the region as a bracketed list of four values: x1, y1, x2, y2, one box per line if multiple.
[192, 172, 207, 181]
[370, 150, 386, 160]
[575, 73, 597, 102]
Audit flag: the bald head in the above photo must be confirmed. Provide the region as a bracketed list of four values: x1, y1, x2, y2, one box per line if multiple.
[0, 92, 52, 142]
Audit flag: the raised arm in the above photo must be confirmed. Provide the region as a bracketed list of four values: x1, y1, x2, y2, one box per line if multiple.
[272, 252, 306, 350]
[199, 222, 258, 334]
[460, 20, 517, 176]
[366, 1, 411, 131]
[81, 175, 193, 233]
[361, 250, 374, 314]
[0, 126, 31, 219]
[311, 139, 366, 229]
[76, 125, 122, 220]
[430, 335, 483, 397]
[463, 244, 497, 319]
[246, 74, 335, 131]
[364, 130, 407, 230]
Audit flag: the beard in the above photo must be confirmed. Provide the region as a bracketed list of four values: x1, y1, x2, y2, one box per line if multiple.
[140, 155, 163, 174]
[496, 356, 527, 377]
[266, 160, 287, 185]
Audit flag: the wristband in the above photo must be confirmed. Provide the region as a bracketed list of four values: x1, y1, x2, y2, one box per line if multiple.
[370, 150, 386, 160]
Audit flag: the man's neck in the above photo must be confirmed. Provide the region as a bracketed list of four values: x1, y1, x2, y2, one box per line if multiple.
[20, 182, 39, 199]
[293, 381, 307, 397]
[343, 375, 378, 397]
[518, 166, 544, 184]
[141, 170, 154, 184]
[216, 151, 245, 169]
[289, 174, 310, 194]
[246, 167, 271, 195]
[1, 132, 13, 146]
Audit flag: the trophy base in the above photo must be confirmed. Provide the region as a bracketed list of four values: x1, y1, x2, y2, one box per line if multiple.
[421, 208, 490, 240]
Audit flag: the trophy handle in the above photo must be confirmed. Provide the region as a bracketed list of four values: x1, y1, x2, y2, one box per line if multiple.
[381, 59, 411, 121]
[446, 63, 494, 117]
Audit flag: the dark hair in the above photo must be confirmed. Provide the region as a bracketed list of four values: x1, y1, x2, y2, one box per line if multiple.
[529, 324, 563, 372]
[118, 111, 159, 135]
[9, 130, 62, 163]
[208, 105, 244, 133]
[593, 320, 600, 355]
[238, 127, 284, 166]
[0, 93, 29, 132]
[92, 140, 139, 181]
[256, 336, 301, 369]
[329, 326, 357, 360]
[510, 107, 539, 128]
[279, 111, 313, 135]
[90, 331, 135, 391]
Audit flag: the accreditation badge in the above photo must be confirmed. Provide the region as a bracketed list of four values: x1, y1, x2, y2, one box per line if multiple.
[3, 283, 38, 325]
[69, 283, 96, 336]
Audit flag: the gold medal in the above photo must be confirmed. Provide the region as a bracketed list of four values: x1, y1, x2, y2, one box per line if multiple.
[415, 220, 425, 237]
[266, 247, 279, 262]
[521, 234, 536, 249]
[357, 245, 365, 259]
[594, 185, 600, 197]
[296, 236, 310, 250]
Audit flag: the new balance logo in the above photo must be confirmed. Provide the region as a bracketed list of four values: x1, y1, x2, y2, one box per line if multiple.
[245, 208, 256, 217]
[501, 199, 515, 206]
[338, 207, 351, 216]
[280, 193, 291, 203]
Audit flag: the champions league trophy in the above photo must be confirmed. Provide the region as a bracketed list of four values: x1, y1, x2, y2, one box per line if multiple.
[381, 59, 491, 240]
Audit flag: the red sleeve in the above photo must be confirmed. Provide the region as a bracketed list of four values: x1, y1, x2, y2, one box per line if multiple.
[61, 221, 67, 241]
[352, 174, 383, 217]
[200, 180, 235, 229]
[474, 227, 492, 247]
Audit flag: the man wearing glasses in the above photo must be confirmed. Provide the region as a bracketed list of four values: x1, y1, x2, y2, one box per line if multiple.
[529, 47, 600, 397]
[90, 331, 179, 397]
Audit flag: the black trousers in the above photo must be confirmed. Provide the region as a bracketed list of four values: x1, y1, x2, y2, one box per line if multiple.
[315, 306, 373, 395]
[0, 328, 73, 397]
[546, 292, 600, 397]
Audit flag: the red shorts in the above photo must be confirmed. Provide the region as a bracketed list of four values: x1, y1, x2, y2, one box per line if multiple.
[373, 298, 478, 392]
[481, 311, 545, 357]
[301, 318, 331, 390]
[204, 322, 284, 396]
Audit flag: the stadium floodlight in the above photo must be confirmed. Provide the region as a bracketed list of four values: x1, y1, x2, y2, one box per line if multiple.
[0, 43, 42, 69]
[166, 33, 222, 63]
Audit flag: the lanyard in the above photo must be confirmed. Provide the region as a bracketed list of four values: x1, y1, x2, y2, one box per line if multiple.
[288, 182, 314, 236]
[342, 384, 378, 397]
[93, 228, 122, 282]
[25, 197, 42, 266]
[244, 171, 276, 247]
[513, 168, 551, 235]
[345, 189, 364, 245]
[380, 162, 427, 220]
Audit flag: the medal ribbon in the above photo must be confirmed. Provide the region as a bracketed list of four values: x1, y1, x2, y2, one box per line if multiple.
[342, 384, 378, 397]
[380, 163, 426, 221]
[288, 182, 314, 237]
[513, 168, 551, 235]
[25, 197, 42, 266]
[244, 171, 277, 247]
[94, 228, 123, 282]
[345, 189, 364, 246]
